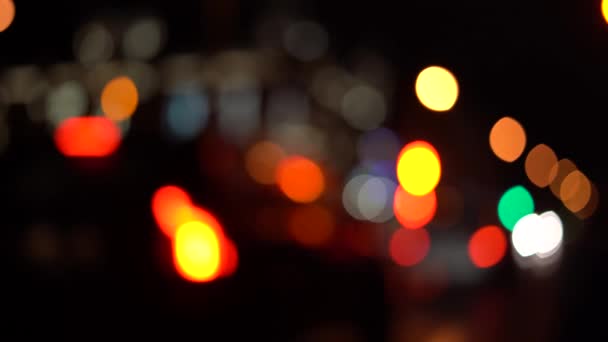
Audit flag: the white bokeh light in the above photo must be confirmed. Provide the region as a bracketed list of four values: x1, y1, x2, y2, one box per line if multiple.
[511, 211, 564, 259]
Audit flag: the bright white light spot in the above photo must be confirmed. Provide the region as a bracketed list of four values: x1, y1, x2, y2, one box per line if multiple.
[511, 211, 564, 259]
[511, 213, 543, 257]
[536, 211, 563, 258]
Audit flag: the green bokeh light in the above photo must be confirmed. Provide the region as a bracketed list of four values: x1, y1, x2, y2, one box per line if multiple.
[498, 185, 534, 231]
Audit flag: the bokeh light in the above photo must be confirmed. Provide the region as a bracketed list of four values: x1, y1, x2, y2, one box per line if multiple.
[357, 175, 398, 222]
[489, 116, 526, 162]
[45, 80, 89, 128]
[396, 140, 441, 196]
[603, 0, 608, 24]
[576, 182, 599, 220]
[415, 66, 459, 112]
[356, 127, 401, 167]
[54, 116, 121, 157]
[123, 17, 166, 60]
[468, 225, 507, 268]
[173, 221, 221, 282]
[343, 173, 372, 220]
[389, 228, 431, 267]
[268, 122, 327, 161]
[151, 185, 193, 238]
[341, 84, 386, 130]
[101, 76, 139, 122]
[393, 186, 437, 229]
[536, 211, 563, 258]
[276, 156, 325, 203]
[511, 211, 563, 258]
[217, 82, 261, 146]
[74, 22, 114, 65]
[511, 213, 541, 257]
[548, 159, 577, 199]
[525, 144, 558, 188]
[163, 86, 209, 142]
[560, 170, 592, 213]
[288, 204, 335, 248]
[0, 0, 15, 32]
[497, 185, 534, 231]
[245, 140, 287, 185]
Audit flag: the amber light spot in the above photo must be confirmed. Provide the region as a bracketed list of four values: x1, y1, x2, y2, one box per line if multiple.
[276, 156, 325, 203]
[561, 170, 592, 214]
[151, 185, 194, 238]
[389, 228, 431, 267]
[548, 159, 577, 199]
[468, 225, 507, 268]
[245, 140, 286, 185]
[101, 76, 139, 122]
[0, 0, 15, 32]
[489, 117, 526, 163]
[525, 144, 558, 188]
[54, 116, 121, 157]
[288, 204, 335, 248]
[173, 221, 221, 282]
[393, 186, 437, 229]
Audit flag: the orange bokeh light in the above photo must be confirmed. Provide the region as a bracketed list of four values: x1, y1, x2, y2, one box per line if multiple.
[288, 204, 335, 248]
[101, 76, 139, 122]
[151, 185, 238, 280]
[54, 116, 122, 157]
[245, 140, 286, 185]
[396, 140, 441, 197]
[489, 116, 526, 163]
[173, 221, 221, 282]
[389, 228, 431, 267]
[393, 186, 437, 229]
[151, 185, 193, 238]
[276, 156, 325, 203]
[524, 144, 558, 188]
[468, 225, 507, 268]
[0, 0, 15, 32]
[548, 159, 577, 199]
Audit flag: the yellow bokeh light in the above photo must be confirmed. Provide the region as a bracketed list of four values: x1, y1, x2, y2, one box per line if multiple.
[396, 140, 441, 196]
[415, 66, 459, 112]
[0, 0, 15, 32]
[173, 221, 221, 282]
[101, 76, 139, 122]
[602, 0, 608, 24]
[525, 144, 558, 188]
[489, 116, 526, 162]
[561, 170, 592, 213]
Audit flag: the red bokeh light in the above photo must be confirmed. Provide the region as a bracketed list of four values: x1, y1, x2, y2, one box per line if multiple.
[389, 228, 431, 267]
[54, 117, 122, 157]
